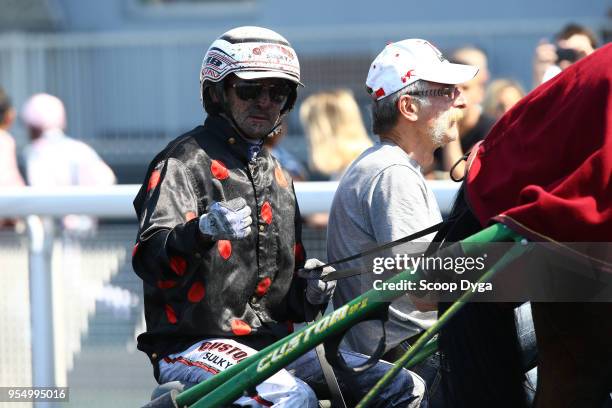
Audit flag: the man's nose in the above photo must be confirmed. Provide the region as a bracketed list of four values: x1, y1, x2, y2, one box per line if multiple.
[254, 89, 273, 107]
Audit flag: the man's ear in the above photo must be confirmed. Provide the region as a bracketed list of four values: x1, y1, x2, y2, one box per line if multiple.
[397, 94, 419, 122]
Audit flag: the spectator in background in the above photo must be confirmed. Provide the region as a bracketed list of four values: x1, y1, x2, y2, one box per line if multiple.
[436, 46, 495, 180]
[300, 89, 373, 228]
[0, 87, 26, 229]
[482, 79, 526, 120]
[21, 93, 116, 233]
[300, 89, 373, 181]
[263, 120, 307, 181]
[533, 23, 598, 87]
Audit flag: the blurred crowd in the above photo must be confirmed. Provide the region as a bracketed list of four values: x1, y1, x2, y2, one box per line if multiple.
[0, 22, 602, 232]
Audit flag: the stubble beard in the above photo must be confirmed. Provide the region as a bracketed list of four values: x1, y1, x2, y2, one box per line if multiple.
[431, 108, 464, 147]
[236, 115, 274, 140]
[238, 109, 280, 140]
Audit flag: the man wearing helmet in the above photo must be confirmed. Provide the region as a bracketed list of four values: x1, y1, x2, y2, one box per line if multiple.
[133, 26, 425, 407]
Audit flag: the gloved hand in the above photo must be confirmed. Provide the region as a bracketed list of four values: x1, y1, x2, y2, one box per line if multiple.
[297, 258, 337, 305]
[198, 197, 252, 240]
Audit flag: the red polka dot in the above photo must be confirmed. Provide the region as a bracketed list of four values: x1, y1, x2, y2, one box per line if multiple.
[217, 240, 232, 260]
[147, 170, 161, 192]
[187, 282, 205, 303]
[286, 320, 294, 334]
[261, 202, 272, 225]
[275, 166, 288, 188]
[255, 277, 272, 297]
[165, 304, 177, 324]
[169, 256, 187, 276]
[211, 160, 229, 180]
[231, 319, 252, 336]
[132, 242, 139, 258]
[294, 243, 305, 266]
[157, 280, 177, 289]
[185, 211, 197, 221]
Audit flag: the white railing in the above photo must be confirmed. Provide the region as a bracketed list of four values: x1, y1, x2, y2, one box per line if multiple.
[0, 180, 459, 217]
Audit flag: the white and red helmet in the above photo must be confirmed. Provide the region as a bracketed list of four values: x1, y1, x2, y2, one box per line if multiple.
[200, 26, 302, 115]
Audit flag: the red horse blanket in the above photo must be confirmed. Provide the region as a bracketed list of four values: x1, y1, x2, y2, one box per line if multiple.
[466, 43, 612, 248]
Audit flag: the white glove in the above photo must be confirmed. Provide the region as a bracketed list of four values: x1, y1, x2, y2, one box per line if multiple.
[199, 197, 252, 240]
[297, 258, 337, 305]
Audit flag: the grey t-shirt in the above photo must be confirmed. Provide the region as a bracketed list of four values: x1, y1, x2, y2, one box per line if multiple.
[327, 141, 441, 354]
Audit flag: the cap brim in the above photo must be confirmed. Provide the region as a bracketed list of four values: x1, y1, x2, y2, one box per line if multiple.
[235, 70, 304, 87]
[420, 62, 479, 85]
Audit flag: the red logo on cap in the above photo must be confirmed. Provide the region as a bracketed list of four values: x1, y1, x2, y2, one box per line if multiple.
[401, 69, 415, 83]
[375, 88, 386, 98]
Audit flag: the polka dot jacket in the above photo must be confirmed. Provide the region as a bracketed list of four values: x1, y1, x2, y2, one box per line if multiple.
[132, 116, 320, 365]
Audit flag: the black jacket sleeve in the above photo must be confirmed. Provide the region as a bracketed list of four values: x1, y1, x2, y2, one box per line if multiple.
[133, 158, 212, 286]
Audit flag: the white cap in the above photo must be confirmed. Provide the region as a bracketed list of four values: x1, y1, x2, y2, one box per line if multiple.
[366, 39, 479, 100]
[21, 93, 66, 131]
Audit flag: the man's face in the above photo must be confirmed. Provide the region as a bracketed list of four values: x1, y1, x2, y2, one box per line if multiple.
[418, 83, 467, 147]
[557, 33, 595, 70]
[225, 76, 292, 140]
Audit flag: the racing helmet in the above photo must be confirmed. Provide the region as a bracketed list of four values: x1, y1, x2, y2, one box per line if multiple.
[200, 26, 302, 116]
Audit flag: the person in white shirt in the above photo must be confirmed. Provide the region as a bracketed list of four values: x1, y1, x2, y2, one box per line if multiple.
[21, 93, 116, 232]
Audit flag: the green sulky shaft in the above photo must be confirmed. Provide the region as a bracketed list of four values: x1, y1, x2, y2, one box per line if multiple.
[189, 270, 418, 407]
[355, 227, 526, 408]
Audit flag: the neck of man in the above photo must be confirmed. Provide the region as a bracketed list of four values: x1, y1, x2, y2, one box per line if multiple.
[380, 126, 435, 169]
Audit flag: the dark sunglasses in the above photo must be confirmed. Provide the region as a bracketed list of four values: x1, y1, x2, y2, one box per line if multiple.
[230, 81, 293, 104]
[407, 86, 459, 99]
